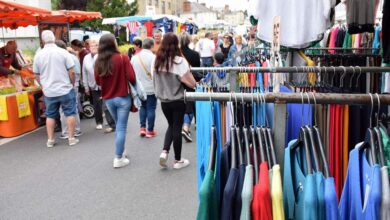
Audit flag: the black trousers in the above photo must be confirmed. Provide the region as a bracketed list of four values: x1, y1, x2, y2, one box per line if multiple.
[91, 90, 103, 125]
[161, 101, 186, 161]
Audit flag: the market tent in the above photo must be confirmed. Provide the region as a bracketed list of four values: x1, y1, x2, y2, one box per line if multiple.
[0, 0, 51, 18]
[42, 10, 102, 23]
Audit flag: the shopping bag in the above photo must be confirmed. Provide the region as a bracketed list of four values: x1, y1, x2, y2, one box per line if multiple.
[16, 92, 31, 118]
[0, 96, 8, 121]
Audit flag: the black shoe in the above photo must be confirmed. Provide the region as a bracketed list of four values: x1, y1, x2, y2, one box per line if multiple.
[181, 129, 193, 142]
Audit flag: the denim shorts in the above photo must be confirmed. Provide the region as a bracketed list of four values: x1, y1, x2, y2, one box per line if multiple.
[44, 89, 77, 119]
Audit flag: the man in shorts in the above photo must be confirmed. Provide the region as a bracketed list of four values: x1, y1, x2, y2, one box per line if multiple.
[33, 30, 79, 147]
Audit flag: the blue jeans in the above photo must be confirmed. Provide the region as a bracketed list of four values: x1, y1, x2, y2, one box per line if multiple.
[201, 57, 214, 67]
[183, 113, 194, 126]
[105, 95, 131, 158]
[139, 94, 157, 132]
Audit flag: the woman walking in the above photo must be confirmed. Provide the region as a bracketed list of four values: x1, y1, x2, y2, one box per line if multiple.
[95, 34, 136, 168]
[152, 33, 197, 169]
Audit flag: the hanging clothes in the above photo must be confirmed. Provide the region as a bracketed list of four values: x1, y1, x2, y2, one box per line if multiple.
[197, 169, 219, 220]
[240, 165, 254, 220]
[383, 0, 390, 63]
[324, 177, 339, 220]
[346, 0, 378, 34]
[283, 140, 319, 220]
[381, 166, 390, 220]
[252, 162, 272, 220]
[270, 164, 285, 220]
[339, 144, 382, 220]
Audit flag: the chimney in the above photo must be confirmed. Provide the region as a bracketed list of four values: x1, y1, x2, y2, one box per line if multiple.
[183, 1, 191, 12]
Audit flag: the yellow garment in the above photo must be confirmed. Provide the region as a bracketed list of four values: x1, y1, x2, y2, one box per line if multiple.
[271, 164, 285, 220]
[298, 51, 317, 86]
[342, 105, 349, 182]
[16, 92, 31, 118]
[177, 22, 182, 34]
[0, 96, 8, 121]
[351, 34, 355, 48]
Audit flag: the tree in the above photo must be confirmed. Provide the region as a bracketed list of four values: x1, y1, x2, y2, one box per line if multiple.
[129, 0, 139, 16]
[57, 0, 87, 10]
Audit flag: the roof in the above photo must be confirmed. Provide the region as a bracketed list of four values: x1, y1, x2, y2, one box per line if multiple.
[180, 2, 214, 14]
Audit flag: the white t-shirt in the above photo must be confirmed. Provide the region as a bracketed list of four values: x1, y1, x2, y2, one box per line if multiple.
[33, 43, 75, 97]
[198, 38, 215, 57]
[131, 49, 156, 95]
[253, 0, 334, 48]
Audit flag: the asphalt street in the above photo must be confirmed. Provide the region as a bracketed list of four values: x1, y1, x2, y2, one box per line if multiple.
[0, 104, 198, 220]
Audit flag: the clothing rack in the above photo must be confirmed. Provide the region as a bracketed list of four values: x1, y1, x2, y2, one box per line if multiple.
[184, 92, 390, 105]
[190, 66, 390, 74]
[305, 47, 379, 51]
[186, 91, 390, 174]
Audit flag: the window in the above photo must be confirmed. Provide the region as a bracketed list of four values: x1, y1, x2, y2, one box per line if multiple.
[162, 1, 165, 14]
[148, 0, 152, 5]
[168, 2, 171, 9]
[155, 0, 159, 7]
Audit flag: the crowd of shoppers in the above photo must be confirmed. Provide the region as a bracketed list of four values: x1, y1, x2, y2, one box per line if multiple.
[31, 28, 246, 169]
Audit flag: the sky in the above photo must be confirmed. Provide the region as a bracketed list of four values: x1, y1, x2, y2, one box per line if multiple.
[191, 0, 248, 11]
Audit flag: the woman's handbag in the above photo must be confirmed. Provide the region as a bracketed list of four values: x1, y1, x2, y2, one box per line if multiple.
[120, 55, 146, 112]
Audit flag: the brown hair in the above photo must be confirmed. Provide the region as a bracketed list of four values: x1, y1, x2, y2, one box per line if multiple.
[95, 33, 119, 77]
[154, 33, 182, 73]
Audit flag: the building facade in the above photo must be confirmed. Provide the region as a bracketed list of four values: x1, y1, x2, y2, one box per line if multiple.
[179, 1, 218, 29]
[136, 0, 184, 16]
[224, 11, 246, 26]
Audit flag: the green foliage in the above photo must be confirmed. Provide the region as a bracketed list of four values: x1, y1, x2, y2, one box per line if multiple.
[51, 0, 59, 10]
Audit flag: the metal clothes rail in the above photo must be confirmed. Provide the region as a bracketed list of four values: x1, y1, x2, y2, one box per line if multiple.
[185, 92, 390, 105]
[190, 66, 390, 74]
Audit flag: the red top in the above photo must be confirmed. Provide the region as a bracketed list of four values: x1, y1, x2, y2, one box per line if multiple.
[79, 48, 90, 70]
[95, 53, 136, 100]
[252, 162, 272, 220]
[144, 21, 154, 37]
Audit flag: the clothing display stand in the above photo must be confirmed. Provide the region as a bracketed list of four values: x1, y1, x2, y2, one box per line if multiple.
[186, 91, 389, 175]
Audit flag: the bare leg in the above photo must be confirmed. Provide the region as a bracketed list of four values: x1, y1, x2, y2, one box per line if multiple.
[46, 118, 56, 140]
[66, 115, 76, 139]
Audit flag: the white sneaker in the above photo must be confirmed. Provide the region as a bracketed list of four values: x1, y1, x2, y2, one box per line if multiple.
[47, 139, 56, 148]
[173, 158, 190, 169]
[68, 138, 79, 146]
[96, 124, 103, 130]
[159, 151, 168, 168]
[113, 157, 130, 168]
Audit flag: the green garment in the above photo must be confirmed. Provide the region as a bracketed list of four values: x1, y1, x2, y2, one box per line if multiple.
[196, 170, 219, 220]
[342, 32, 352, 49]
[240, 165, 253, 220]
[380, 127, 390, 173]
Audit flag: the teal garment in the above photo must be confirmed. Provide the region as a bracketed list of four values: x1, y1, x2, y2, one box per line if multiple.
[196, 170, 219, 220]
[315, 172, 325, 220]
[240, 165, 253, 220]
[380, 127, 390, 173]
[283, 140, 319, 220]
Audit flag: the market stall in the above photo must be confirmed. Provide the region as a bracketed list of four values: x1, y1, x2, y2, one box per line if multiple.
[0, 1, 101, 137]
[102, 15, 198, 42]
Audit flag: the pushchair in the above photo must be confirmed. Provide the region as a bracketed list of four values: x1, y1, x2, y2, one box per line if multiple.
[78, 85, 95, 119]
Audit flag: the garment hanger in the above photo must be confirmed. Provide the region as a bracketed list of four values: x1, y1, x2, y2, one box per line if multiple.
[251, 94, 259, 183]
[304, 92, 321, 171]
[259, 92, 272, 167]
[234, 93, 244, 166]
[263, 92, 277, 166]
[340, 66, 347, 88]
[355, 66, 362, 88]
[349, 66, 356, 88]
[208, 93, 217, 171]
[310, 92, 330, 178]
[290, 93, 313, 174]
[256, 93, 267, 163]
[359, 93, 377, 165]
[241, 93, 252, 166]
[373, 93, 385, 167]
[230, 93, 237, 169]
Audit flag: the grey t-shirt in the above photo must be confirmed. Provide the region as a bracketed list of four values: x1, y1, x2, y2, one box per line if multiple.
[152, 56, 190, 102]
[381, 166, 390, 220]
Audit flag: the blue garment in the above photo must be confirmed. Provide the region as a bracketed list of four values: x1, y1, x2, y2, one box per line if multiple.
[139, 94, 157, 132]
[105, 95, 132, 157]
[213, 102, 222, 196]
[280, 85, 312, 144]
[283, 139, 319, 220]
[256, 61, 264, 92]
[339, 145, 382, 220]
[315, 172, 326, 220]
[220, 142, 231, 207]
[196, 99, 212, 192]
[129, 33, 137, 43]
[221, 168, 239, 220]
[324, 177, 339, 220]
[372, 26, 381, 54]
[227, 44, 248, 66]
[234, 164, 246, 219]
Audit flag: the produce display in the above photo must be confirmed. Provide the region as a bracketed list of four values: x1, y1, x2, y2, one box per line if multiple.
[0, 68, 40, 95]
